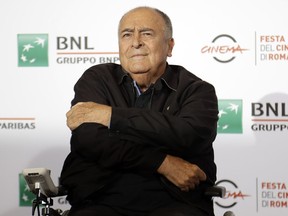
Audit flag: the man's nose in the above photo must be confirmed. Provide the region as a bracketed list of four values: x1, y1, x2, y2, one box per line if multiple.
[132, 35, 143, 48]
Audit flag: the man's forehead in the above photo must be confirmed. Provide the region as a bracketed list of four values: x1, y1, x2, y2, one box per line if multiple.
[124, 8, 159, 18]
[120, 9, 163, 25]
[120, 14, 164, 32]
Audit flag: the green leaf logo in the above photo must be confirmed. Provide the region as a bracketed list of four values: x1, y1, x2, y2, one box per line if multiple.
[218, 99, 243, 134]
[18, 34, 48, 67]
[19, 173, 35, 206]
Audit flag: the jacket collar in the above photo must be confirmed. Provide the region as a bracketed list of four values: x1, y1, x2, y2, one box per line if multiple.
[160, 64, 177, 92]
[116, 63, 177, 92]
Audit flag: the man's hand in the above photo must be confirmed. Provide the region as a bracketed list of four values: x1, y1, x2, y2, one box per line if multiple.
[157, 155, 207, 192]
[66, 102, 112, 130]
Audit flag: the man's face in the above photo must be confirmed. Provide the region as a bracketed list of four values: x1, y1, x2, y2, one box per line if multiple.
[118, 8, 174, 86]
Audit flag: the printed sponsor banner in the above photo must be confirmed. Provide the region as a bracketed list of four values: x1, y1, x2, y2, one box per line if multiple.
[1, 1, 287, 216]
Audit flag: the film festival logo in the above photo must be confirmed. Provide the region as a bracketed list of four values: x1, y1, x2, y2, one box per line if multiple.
[217, 99, 243, 134]
[257, 34, 288, 63]
[259, 180, 288, 209]
[17, 34, 49, 67]
[215, 179, 250, 209]
[201, 34, 249, 63]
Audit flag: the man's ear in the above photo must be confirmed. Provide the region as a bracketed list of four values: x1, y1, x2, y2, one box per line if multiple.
[167, 38, 175, 57]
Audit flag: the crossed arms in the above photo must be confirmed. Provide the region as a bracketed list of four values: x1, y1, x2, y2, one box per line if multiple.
[65, 68, 218, 192]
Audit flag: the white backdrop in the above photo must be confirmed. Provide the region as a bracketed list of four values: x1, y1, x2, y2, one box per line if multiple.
[1, 0, 288, 215]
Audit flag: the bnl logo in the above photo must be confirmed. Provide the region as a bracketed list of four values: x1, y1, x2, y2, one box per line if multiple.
[17, 34, 48, 67]
[19, 174, 34, 206]
[218, 99, 243, 134]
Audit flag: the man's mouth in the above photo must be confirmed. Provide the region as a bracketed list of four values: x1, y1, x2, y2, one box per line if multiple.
[130, 53, 147, 58]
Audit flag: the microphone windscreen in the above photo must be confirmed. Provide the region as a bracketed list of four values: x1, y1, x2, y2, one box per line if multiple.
[223, 211, 235, 216]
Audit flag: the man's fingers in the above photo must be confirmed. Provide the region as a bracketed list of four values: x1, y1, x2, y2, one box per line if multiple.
[66, 104, 85, 130]
[180, 187, 190, 192]
[66, 102, 87, 120]
[198, 169, 207, 181]
[66, 109, 72, 118]
[73, 102, 84, 107]
[157, 155, 208, 191]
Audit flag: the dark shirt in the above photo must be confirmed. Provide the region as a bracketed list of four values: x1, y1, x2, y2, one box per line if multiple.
[60, 63, 218, 214]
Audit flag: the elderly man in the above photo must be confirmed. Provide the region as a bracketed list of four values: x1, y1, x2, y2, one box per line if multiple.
[60, 6, 218, 216]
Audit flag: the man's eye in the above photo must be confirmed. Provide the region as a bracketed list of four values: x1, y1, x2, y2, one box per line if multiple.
[143, 32, 152, 36]
[122, 33, 131, 38]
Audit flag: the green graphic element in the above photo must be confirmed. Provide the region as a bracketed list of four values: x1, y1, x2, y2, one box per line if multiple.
[19, 173, 35, 206]
[18, 34, 48, 67]
[217, 99, 243, 134]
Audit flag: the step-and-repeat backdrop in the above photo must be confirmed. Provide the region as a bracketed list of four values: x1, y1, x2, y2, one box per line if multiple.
[1, 0, 288, 215]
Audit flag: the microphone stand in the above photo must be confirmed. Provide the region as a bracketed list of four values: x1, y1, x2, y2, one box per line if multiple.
[31, 182, 57, 216]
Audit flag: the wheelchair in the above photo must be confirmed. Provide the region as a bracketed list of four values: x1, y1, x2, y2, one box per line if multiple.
[22, 168, 234, 216]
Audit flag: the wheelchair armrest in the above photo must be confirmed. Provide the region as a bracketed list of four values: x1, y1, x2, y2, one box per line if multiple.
[204, 185, 226, 198]
[53, 185, 68, 197]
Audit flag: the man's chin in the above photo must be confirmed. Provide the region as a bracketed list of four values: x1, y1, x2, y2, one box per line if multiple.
[127, 64, 150, 74]
[128, 70, 151, 83]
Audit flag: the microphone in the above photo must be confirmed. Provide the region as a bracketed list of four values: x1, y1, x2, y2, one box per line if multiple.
[223, 211, 235, 216]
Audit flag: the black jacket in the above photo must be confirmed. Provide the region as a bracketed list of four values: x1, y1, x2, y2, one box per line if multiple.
[60, 63, 218, 212]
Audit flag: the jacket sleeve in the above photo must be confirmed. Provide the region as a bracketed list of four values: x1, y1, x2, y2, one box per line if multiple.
[110, 80, 218, 157]
[71, 123, 166, 172]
